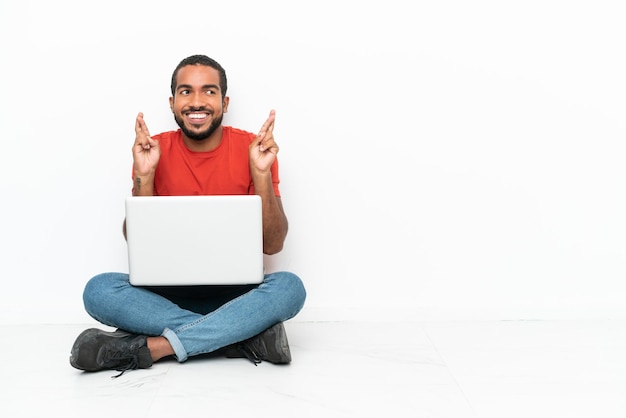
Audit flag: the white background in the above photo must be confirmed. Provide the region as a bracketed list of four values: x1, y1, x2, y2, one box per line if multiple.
[1, 0, 625, 324]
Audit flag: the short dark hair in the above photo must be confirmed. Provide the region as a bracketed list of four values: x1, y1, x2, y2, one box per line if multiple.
[170, 55, 228, 98]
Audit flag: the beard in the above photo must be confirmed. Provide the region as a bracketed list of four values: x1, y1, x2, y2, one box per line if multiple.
[174, 112, 223, 142]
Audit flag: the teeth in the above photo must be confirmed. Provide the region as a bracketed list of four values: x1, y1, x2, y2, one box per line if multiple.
[189, 113, 205, 119]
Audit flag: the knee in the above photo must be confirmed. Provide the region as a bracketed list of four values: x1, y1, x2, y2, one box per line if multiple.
[289, 272, 307, 308]
[271, 271, 307, 312]
[83, 272, 128, 314]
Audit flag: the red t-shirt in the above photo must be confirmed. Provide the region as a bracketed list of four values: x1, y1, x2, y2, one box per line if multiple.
[135, 126, 281, 196]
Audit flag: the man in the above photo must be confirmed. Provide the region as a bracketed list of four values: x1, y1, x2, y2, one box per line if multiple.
[69, 55, 306, 376]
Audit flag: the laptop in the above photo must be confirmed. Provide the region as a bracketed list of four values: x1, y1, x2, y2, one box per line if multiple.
[125, 195, 264, 286]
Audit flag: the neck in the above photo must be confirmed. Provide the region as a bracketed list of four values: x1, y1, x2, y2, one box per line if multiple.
[182, 126, 223, 152]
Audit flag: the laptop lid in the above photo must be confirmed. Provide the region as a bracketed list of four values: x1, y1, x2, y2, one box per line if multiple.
[125, 195, 264, 286]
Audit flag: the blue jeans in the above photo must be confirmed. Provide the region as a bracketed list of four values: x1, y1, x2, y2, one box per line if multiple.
[82, 271, 306, 362]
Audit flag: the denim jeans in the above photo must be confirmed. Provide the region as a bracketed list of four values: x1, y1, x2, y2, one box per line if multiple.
[82, 271, 306, 362]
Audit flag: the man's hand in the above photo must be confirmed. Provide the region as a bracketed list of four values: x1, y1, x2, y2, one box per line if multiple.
[133, 112, 161, 177]
[249, 110, 279, 174]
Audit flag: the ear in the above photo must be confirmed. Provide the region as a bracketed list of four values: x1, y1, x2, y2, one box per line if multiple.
[222, 96, 230, 113]
[169, 97, 174, 112]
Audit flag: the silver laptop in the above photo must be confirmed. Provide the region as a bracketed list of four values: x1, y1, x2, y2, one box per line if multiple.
[125, 195, 264, 286]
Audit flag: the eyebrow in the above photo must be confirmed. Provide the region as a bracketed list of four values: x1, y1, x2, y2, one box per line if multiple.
[176, 83, 220, 92]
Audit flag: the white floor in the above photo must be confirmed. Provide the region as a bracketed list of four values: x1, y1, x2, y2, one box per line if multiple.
[3, 319, 626, 418]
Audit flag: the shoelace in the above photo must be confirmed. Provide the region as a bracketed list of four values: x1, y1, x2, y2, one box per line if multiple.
[101, 350, 141, 378]
[235, 344, 263, 366]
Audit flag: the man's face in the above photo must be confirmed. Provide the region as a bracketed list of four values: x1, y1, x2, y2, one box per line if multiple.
[169, 65, 229, 141]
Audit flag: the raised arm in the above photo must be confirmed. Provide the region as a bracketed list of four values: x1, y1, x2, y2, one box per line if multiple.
[132, 112, 161, 196]
[123, 112, 161, 239]
[249, 110, 288, 254]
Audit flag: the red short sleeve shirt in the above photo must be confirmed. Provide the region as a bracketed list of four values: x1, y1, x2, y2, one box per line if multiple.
[138, 126, 281, 196]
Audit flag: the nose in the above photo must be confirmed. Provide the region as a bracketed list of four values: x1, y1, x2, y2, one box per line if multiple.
[189, 91, 205, 108]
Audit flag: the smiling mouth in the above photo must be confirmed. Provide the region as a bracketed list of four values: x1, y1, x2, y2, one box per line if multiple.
[187, 113, 209, 125]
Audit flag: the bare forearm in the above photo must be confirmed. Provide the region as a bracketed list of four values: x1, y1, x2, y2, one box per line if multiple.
[262, 198, 288, 254]
[125, 174, 155, 240]
[254, 174, 288, 254]
[132, 174, 155, 196]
